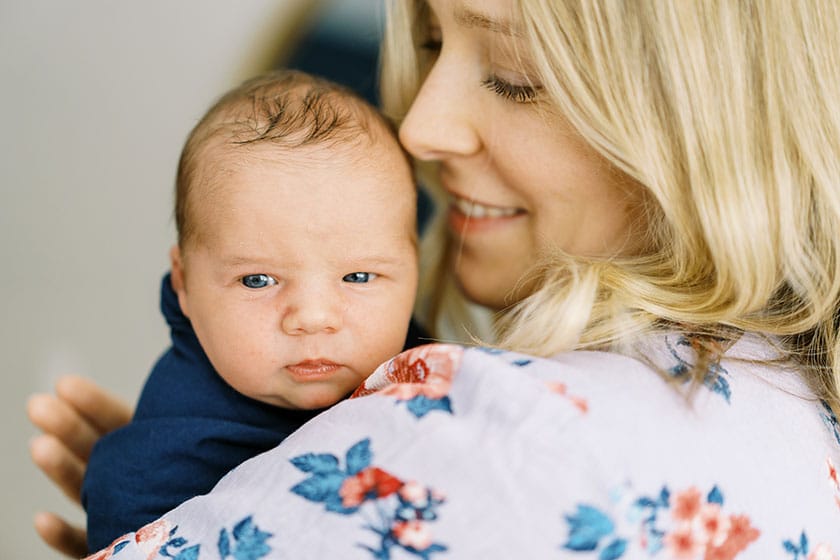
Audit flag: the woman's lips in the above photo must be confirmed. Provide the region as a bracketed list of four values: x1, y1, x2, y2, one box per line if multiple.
[286, 360, 342, 379]
[452, 196, 520, 218]
[447, 194, 525, 234]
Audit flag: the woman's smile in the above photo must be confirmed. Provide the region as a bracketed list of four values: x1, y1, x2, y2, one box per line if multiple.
[398, 0, 644, 309]
[452, 194, 521, 219]
[447, 192, 525, 235]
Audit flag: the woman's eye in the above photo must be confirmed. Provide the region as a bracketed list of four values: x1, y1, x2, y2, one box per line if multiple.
[419, 13, 442, 53]
[419, 38, 442, 52]
[240, 274, 276, 289]
[342, 272, 377, 284]
[481, 74, 541, 103]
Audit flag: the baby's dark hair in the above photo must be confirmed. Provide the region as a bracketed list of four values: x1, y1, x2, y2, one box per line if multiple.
[175, 69, 403, 248]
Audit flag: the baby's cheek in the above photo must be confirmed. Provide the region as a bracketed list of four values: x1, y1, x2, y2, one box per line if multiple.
[362, 328, 405, 372]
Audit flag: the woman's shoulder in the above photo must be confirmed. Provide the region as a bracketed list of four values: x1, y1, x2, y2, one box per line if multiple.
[90, 339, 840, 560]
[349, 337, 838, 478]
[342, 339, 840, 556]
[353, 334, 823, 419]
[356, 339, 840, 497]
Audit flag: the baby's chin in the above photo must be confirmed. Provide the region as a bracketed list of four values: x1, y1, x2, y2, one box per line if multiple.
[256, 386, 356, 411]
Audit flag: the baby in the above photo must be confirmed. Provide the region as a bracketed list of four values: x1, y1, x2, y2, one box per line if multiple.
[81, 70, 420, 552]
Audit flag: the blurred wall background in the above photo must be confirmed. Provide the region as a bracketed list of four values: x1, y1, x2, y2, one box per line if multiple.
[0, 1, 383, 558]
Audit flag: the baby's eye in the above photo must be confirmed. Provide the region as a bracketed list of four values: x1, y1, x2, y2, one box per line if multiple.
[342, 272, 377, 284]
[241, 274, 277, 289]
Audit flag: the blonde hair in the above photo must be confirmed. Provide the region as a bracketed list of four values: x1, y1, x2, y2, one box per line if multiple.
[381, 1, 840, 412]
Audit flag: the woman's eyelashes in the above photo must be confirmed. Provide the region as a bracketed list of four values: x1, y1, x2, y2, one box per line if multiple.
[419, 37, 442, 52]
[417, 36, 540, 104]
[241, 274, 277, 289]
[481, 74, 541, 103]
[342, 272, 377, 284]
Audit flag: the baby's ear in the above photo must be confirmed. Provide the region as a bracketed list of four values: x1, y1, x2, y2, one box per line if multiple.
[169, 245, 190, 317]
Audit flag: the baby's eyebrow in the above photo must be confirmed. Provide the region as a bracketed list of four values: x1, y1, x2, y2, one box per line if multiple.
[217, 254, 405, 269]
[454, 5, 518, 36]
[218, 255, 275, 268]
[349, 254, 405, 268]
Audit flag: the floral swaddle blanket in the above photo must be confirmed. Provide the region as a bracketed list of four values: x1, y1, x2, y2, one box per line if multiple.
[86, 339, 840, 560]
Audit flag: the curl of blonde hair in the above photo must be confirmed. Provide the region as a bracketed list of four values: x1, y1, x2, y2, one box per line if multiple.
[380, 0, 840, 413]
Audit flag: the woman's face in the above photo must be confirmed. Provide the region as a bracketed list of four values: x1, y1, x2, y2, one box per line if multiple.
[399, 0, 646, 310]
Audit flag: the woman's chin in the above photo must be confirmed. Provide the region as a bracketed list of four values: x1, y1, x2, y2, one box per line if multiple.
[455, 277, 515, 312]
[454, 266, 540, 313]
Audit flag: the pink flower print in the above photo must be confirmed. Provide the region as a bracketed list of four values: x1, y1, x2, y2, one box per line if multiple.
[829, 458, 840, 512]
[339, 466, 404, 508]
[381, 380, 448, 401]
[545, 381, 567, 394]
[399, 480, 428, 506]
[808, 543, 839, 560]
[430, 488, 446, 502]
[697, 503, 731, 547]
[393, 520, 433, 551]
[352, 344, 462, 399]
[664, 523, 706, 559]
[83, 519, 173, 560]
[665, 488, 759, 560]
[544, 381, 589, 414]
[134, 518, 172, 559]
[83, 533, 132, 560]
[704, 515, 760, 560]
[829, 457, 840, 493]
[672, 487, 703, 521]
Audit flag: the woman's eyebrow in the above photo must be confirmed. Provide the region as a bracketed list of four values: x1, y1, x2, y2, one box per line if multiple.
[453, 5, 518, 36]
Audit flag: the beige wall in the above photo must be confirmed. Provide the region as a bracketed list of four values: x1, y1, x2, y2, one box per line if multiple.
[0, 1, 334, 557]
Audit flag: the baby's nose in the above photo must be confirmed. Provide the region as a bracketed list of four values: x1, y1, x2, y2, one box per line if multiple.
[280, 286, 342, 335]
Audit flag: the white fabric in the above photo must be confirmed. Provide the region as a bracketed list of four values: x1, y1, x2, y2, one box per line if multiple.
[85, 334, 840, 560]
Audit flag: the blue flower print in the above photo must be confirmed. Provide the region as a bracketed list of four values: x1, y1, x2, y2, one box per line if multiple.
[476, 346, 532, 367]
[217, 516, 272, 560]
[819, 400, 840, 446]
[290, 438, 447, 559]
[666, 335, 732, 402]
[402, 394, 453, 418]
[783, 531, 811, 559]
[87, 519, 203, 560]
[564, 504, 627, 559]
[561, 483, 760, 559]
[783, 530, 839, 560]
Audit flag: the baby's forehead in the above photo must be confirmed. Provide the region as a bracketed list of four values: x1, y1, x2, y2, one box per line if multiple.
[188, 137, 416, 225]
[192, 97, 404, 176]
[194, 126, 404, 184]
[185, 139, 418, 255]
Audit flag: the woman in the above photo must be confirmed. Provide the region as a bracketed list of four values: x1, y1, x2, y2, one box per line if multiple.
[30, 0, 840, 557]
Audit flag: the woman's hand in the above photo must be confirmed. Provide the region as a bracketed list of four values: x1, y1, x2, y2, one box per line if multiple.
[27, 375, 133, 558]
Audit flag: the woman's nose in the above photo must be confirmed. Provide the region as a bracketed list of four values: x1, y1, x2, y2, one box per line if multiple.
[280, 287, 342, 335]
[399, 56, 482, 161]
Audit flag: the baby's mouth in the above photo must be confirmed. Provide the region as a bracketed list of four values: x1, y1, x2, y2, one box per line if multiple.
[287, 360, 341, 376]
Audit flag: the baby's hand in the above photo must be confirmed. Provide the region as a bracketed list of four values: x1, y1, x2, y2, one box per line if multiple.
[27, 375, 133, 557]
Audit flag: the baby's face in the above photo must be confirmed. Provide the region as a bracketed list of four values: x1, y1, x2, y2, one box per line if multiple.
[174, 138, 418, 409]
